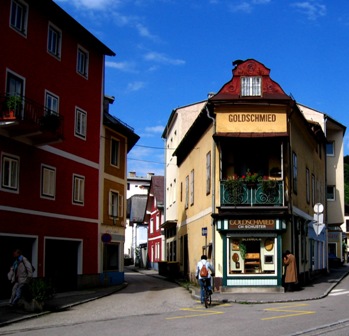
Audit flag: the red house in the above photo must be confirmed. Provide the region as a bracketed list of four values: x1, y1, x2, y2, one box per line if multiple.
[144, 176, 164, 270]
[0, 0, 115, 297]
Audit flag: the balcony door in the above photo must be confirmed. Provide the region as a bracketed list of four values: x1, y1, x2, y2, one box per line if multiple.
[6, 71, 24, 118]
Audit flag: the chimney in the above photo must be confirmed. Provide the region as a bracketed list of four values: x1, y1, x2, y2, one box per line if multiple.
[129, 171, 136, 177]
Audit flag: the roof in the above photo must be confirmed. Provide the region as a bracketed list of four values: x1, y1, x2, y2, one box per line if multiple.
[150, 176, 164, 205]
[104, 113, 140, 152]
[127, 195, 147, 223]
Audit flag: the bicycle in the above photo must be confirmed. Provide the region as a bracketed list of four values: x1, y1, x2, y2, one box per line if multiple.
[202, 278, 212, 308]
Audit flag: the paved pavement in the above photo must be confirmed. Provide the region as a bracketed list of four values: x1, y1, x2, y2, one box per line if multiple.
[1, 265, 348, 328]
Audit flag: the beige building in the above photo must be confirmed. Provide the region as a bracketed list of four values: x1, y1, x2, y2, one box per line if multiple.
[164, 59, 346, 292]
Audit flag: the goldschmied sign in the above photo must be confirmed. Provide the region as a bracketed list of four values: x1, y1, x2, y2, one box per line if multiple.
[229, 219, 276, 230]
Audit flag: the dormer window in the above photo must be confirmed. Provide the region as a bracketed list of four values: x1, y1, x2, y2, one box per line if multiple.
[241, 76, 261, 96]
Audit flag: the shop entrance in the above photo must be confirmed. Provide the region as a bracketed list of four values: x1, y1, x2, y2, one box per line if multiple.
[45, 239, 80, 292]
[0, 235, 36, 299]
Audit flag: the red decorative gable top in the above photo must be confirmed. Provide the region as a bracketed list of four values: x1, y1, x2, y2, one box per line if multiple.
[210, 59, 290, 101]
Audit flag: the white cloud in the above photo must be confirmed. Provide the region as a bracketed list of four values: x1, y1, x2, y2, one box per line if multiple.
[145, 125, 164, 133]
[229, 0, 270, 13]
[144, 52, 185, 65]
[126, 81, 146, 92]
[105, 61, 137, 73]
[55, 0, 120, 10]
[291, 1, 326, 20]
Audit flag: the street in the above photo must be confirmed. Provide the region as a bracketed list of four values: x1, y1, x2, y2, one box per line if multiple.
[1, 270, 349, 336]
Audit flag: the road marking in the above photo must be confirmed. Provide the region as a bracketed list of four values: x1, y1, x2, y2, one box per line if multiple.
[329, 289, 349, 296]
[165, 303, 231, 320]
[262, 303, 316, 320]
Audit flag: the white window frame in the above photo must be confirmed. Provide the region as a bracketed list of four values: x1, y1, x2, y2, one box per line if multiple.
[150, 218, 154, 234]
[10, 0, 28, 36]
[45, 90, 59, 115]
[41, 164, 56, 199]
[110, 138, 120, 167]
[109, 190, 123, 220]
[77, 45, 89, 78]
[156, 213, 160, 231]
[241, 76, 262, 96]
[73, 174, 85, 205]
[47, 22, 62, 59]
[75, 107, 87, 140]
[1, 153, 19, 192]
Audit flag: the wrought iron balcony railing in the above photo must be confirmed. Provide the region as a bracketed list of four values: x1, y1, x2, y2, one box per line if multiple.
[220, 180, 284, 207]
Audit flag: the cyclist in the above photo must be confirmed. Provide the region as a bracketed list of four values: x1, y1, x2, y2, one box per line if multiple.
[195, 254, 214, 304]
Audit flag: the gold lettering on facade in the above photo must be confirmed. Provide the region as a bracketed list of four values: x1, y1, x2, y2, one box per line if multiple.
[228, 114, 276, 122]
[229, 219, 276, 230]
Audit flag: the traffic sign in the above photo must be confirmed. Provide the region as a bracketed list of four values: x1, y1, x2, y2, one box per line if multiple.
[202, 227, 207, 236]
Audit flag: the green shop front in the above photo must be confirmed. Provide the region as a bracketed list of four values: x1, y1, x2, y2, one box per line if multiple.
[214, 215, 287, 292]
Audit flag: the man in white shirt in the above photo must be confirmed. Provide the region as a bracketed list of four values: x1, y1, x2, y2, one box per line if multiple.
[195, 255, 214, 304]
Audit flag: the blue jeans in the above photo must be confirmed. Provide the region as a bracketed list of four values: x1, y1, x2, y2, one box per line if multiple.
[199, 278, 211, 303]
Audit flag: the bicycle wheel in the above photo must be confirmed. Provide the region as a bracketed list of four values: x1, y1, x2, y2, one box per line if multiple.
[204, 290, 211, 308]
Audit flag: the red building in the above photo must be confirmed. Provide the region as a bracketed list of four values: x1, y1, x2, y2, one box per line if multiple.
[144, 176, 164, 270]
[0, 0, 115, 297]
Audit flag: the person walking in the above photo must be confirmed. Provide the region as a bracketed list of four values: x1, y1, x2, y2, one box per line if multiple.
[195, 255, 214, 304]
[7, 249, 33, 306]
[283, 250, 298, 292]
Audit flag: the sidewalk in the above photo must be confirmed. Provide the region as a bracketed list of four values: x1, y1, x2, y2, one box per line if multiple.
[1, 265, 348, 328]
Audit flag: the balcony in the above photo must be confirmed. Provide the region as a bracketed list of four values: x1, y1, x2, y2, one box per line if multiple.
[220, 180, 284, 207]
[0, 94, 63, 146]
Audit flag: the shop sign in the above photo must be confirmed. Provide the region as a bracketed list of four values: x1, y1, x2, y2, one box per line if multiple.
[101, 233, 112, 243]
[229, 219, 276, 230]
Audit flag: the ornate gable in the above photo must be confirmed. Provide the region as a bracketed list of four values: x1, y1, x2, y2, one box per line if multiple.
[210, 59, 290, 101]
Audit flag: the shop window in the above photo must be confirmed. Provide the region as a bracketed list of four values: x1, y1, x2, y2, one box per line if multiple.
[229, 237, 276, 275]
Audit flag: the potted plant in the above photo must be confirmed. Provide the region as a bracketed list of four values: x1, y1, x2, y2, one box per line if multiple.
[40, 112, 61, 132]
[4, 95, 22, 119]
[27, 278, 55, 312]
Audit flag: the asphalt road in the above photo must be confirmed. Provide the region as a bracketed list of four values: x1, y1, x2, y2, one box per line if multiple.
[1, 270, 349, 336]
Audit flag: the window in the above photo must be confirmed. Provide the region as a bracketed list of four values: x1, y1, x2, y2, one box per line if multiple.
[48, 23, 62, 58]
[327, 185, 335, 201]
[6, 71, 24, 98]
[75, 108, 87, 139]
[311, 174, 315, 206]
[73, 174, 85, 205]
[10, 0, 28, 35]
[306, 168, 310, 203]
[45, 91, 59, 115]
[206, 151, 211, 195]
[292, 152, 298, 194]
[77, 46, 89, 78]
[326, 141, 335, 156]
[103, 243, 119, 271]
[1, 154, 19, 191]
[190, 169, 194, 206]
[185, 176, 189, 209]
[241, 76, 261, 96]
[111, 138, 120, 167]
[41, 165, 56, 199]
[150, 218, 154, 234]
[156, 213, 160, 231]
[110, 191, 123, 219]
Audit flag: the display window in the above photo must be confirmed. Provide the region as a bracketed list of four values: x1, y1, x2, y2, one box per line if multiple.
[229, 237, 276, 274]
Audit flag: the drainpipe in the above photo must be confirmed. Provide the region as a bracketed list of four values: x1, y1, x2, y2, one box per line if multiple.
[206, 105, 216, 270]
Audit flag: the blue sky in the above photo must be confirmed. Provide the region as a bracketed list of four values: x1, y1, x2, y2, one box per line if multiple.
[54, 0, 349, 177]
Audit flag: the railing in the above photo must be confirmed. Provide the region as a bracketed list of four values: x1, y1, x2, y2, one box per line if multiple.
[220, 180, 284, 206]
[0, 94, 64, 139]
